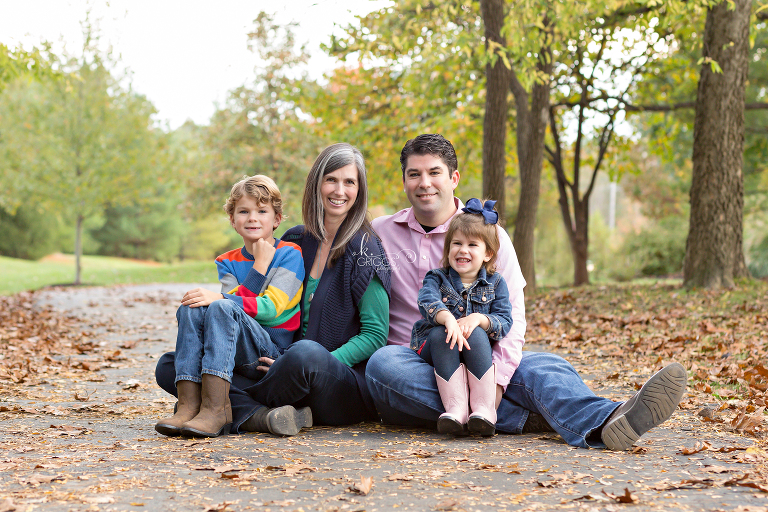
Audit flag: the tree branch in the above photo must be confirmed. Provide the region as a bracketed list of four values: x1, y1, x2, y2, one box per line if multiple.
[553, 97, 768, 112]
[549, 107, 576, 239]
[585, 113, 616, 201]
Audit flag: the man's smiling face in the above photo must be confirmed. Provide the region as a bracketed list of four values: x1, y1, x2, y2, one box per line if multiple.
[402, 154, 459, 226]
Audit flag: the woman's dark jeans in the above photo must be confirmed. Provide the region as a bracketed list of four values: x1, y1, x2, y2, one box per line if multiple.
[155, 339, 376, 433]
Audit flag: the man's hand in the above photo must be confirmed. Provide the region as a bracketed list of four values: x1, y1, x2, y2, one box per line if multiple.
[456, 313, 489, 338]
[256, 356, 274, 374]
[252, 238, 276, 275]
[181, 288, 224, 308]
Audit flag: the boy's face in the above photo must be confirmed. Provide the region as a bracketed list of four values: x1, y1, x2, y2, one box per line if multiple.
[230, 195, 281, 247]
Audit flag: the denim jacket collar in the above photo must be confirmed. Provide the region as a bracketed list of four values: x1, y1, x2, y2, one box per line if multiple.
[447, 266, 490, 293]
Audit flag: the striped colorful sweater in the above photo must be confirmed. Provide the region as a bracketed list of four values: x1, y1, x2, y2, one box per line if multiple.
[215, 241, 304, 351]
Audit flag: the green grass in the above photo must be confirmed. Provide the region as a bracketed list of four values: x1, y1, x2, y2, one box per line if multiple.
[0, 254, 215, 296]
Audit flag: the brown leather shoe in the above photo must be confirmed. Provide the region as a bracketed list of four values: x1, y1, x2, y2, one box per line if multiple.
[242, 405, 313, 436]
[180, 374, 233, 438]
[521, 412, 555, 434]
[155, 380, 202, 436]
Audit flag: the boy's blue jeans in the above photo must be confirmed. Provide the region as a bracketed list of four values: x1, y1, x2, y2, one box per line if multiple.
[174, 300, 281, 384]
[366, 345, 622, 448]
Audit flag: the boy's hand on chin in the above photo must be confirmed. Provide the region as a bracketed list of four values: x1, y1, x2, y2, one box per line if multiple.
[181, 288, 224, 308]
[251, 238, 276, 274]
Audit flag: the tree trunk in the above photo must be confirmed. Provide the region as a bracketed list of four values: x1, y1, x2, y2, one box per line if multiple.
[512, 74, 549, 294]
[684, 0, 751, 289]
[572, 197, 589, 285]
[75, 213, 83, 285]
[479, 0, 509, 222]
[508, 15, 552, 294]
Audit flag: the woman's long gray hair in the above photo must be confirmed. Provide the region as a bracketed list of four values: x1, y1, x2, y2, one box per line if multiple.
[302, 143, 372, 265]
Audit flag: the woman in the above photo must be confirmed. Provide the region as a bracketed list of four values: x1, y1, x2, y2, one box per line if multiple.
[155, 143, 390, 435]
[240, 142, 391, 431]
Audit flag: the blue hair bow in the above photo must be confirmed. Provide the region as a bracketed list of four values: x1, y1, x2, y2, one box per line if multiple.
[461, 198, 498, 225]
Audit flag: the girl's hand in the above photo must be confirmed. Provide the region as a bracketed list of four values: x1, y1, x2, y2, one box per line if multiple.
[457, 313, 489, 337]
[181, 288, 224, 308]
[443, 316, 469, 351]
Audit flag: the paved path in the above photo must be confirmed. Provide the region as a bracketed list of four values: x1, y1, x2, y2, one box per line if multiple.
[0, 284, 766, 512]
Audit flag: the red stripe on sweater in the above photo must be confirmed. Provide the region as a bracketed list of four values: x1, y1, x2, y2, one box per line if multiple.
[215, 248, 251, 263]
[270, 311, 301, 331]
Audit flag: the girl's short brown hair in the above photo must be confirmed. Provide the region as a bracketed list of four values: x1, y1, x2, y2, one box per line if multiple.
[441, 207, 500, 274]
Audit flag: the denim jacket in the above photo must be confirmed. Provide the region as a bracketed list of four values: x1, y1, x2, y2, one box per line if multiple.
[410, 266, 513, 352]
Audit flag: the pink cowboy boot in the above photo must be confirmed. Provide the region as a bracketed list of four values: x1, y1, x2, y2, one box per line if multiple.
[467, 364, 497, 436]
[435, 364, 469, 435]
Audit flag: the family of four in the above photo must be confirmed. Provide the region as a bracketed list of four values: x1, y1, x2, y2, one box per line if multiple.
[154, 134, 687, 451]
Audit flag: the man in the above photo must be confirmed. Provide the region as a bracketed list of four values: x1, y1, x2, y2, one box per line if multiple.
[367, 133, 687, 449]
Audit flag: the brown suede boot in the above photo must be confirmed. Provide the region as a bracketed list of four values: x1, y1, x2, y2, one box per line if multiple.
[155, 380, 202, 437]
[180, 374, 233, 438]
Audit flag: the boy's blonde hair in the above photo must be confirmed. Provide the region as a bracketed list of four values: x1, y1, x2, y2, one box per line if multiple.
[224, 175, 283, 218]
[441, 208, 500, 274]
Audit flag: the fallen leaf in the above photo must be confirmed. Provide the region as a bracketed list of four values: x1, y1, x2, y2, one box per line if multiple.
[19, 474, 64, 486]
[261, 500, 294, 507]
[284, 463, 315, 476]
[203, 502, 234, 512]
[724, 474, 768, 493]
[704, 465, 733, 473]
[434, 499, 460, 511]
[82, 496, 115, 504]
[679, 441, 712, 455]
[731, 406, 765, 433]
[409, 448, 445, 458]
[348, 475, 373, 495]
[603, 488, 639, 504]
[121, 379, 142, 390]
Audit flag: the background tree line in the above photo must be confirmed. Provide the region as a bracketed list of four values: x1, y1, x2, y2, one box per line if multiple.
[1, 1, 767, 289]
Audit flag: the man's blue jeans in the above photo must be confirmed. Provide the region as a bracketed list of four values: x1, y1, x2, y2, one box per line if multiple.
[174, 300, 281, 384]
[365, 346, 622, 448]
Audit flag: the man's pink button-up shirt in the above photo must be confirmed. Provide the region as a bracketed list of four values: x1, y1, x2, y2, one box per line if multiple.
[371, 197, 527, 389]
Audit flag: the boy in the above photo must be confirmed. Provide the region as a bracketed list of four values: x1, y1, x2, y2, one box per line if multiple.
[155, 174, 304, 438]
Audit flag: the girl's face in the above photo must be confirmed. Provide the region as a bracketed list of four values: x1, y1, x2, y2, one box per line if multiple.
[448, 230, 492, 282]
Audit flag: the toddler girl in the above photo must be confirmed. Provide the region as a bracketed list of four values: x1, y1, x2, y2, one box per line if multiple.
[411, 198, 513, 436]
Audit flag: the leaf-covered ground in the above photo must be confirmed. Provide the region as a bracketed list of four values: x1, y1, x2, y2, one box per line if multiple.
[0, 282, 766, 511]
[527, 282, 768, 440]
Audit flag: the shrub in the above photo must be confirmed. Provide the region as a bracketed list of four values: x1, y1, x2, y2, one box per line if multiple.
[623, 216, 687, 277]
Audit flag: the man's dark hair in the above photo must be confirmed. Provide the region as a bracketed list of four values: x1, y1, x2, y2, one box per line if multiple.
[400, 134, 459, 175]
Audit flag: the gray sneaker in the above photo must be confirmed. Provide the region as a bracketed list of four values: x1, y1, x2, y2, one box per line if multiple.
[601, 363, 687, 450]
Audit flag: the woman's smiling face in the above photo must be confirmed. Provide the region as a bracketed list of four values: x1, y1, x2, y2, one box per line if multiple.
[320, 164, 359, 224]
